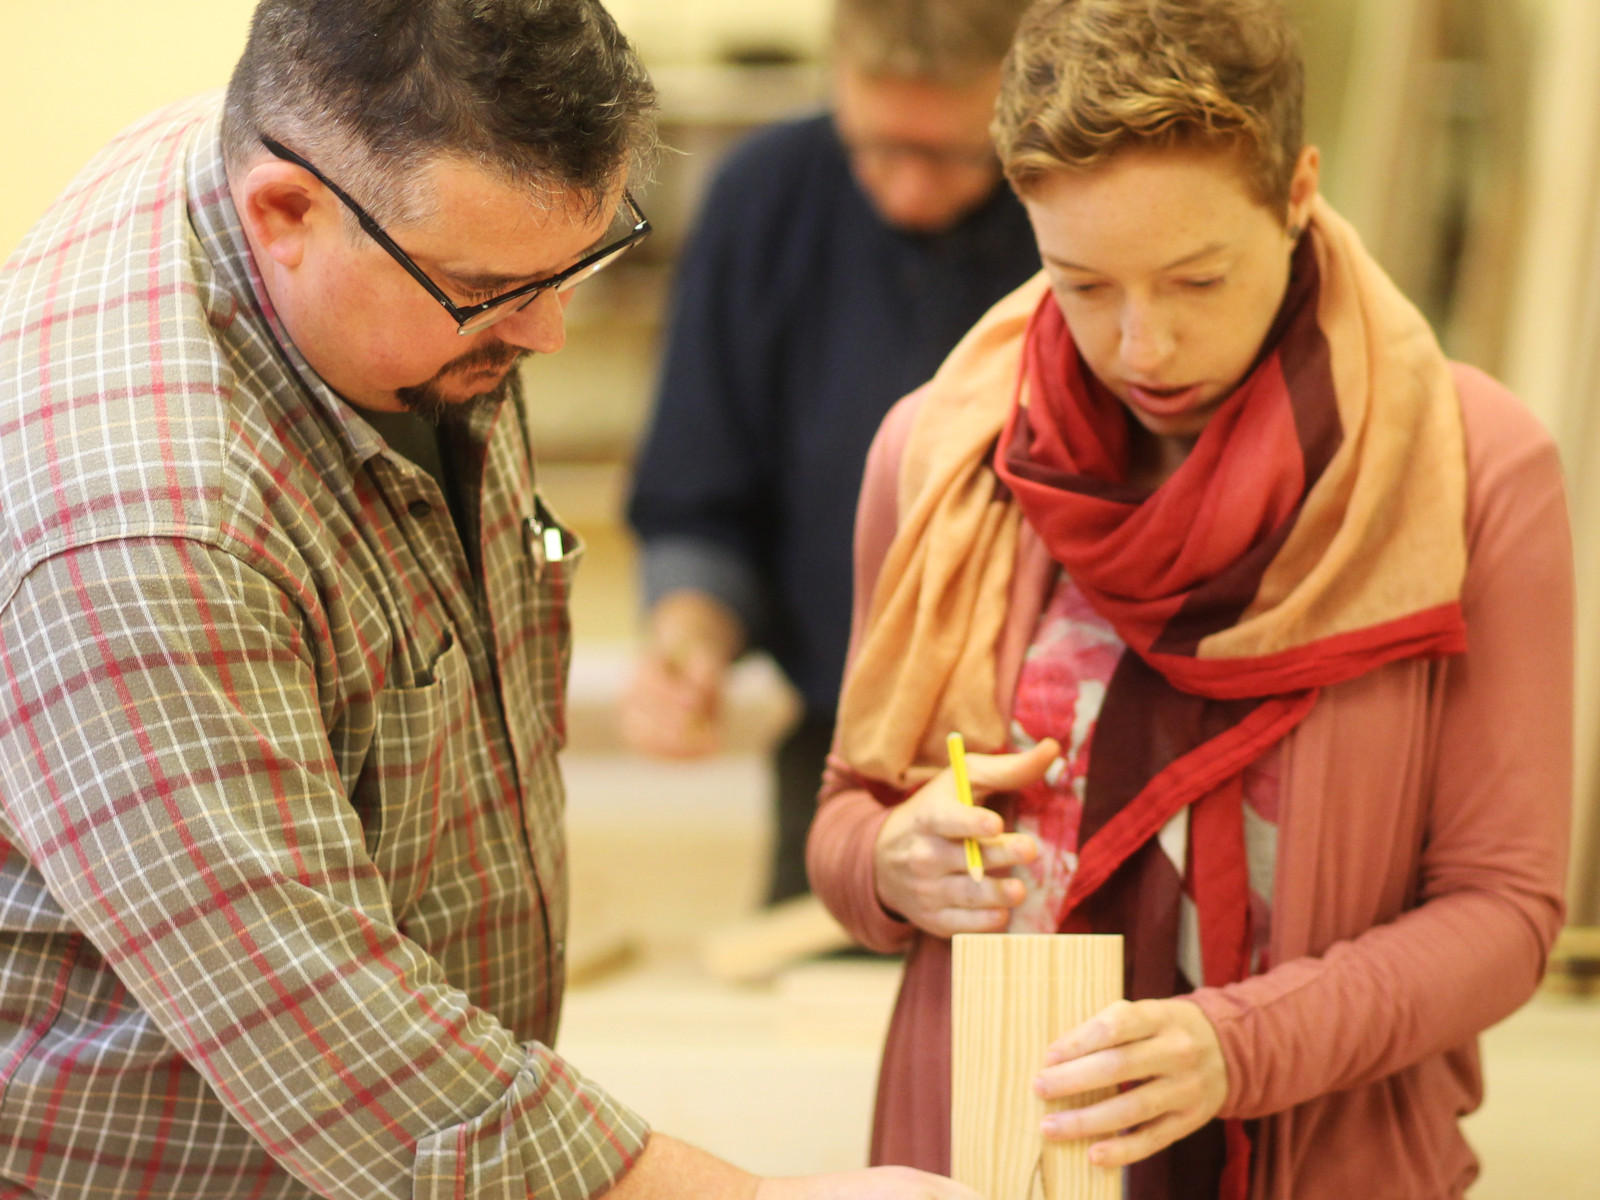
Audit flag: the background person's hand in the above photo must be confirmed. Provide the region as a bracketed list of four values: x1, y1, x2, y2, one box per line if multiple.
[1034, 998, 1229, 1168]
[619, 590, 743, 758]
[872, 739, 1058, 938]
[619, 640, 725, 757]
[756, 1165, 985, 1199]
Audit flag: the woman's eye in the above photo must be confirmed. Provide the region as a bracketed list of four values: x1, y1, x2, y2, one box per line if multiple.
[1182, 276, 1223, 291]
[1066, 281, 1105, 297]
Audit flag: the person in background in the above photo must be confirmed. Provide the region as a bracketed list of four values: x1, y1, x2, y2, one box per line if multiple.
[623, 0, 1040, 905]
[809, 0, 1573, 1195]
[0, 2, 979, 1198]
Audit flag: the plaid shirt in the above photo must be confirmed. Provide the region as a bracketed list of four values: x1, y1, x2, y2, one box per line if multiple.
[0, 97, 647, 1199]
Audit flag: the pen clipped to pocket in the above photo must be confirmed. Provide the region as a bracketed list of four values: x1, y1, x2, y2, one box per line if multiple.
[522, 491, 580, 580]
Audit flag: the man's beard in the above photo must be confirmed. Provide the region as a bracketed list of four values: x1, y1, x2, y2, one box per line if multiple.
[395, 343, 525, 425]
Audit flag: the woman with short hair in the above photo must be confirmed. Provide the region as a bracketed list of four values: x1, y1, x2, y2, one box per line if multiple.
[809, 1, 1574, 1196]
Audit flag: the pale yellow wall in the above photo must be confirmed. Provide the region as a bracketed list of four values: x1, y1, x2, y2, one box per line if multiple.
[0, 2, 259, 259]
[604, 0, 827, 64]
[0, 0, 838, 259]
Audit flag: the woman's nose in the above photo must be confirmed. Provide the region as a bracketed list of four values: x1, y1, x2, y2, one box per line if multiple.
[1118, 303, 1175, 375]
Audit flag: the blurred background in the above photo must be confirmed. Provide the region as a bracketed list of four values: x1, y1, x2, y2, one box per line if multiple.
[3, 1, 1597, 1193]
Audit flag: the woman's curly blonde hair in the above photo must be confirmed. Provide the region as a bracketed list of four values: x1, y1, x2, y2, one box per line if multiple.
[993, 0, 1305, 211]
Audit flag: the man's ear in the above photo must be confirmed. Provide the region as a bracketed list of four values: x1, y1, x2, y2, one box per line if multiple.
[234, 161, 324, 269]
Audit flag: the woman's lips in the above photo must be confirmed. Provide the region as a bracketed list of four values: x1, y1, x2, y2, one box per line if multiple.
[1126, 382, 1206, 416]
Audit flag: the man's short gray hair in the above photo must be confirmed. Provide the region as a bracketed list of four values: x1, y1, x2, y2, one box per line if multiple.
[222, 0, 659, 227]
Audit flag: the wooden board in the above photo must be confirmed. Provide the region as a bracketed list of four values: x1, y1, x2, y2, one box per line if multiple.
[951, 933, 1123, 1200]
[698, 893, 853, 984]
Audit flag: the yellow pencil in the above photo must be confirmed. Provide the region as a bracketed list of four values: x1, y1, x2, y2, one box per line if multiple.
[946, 732, 986, 882]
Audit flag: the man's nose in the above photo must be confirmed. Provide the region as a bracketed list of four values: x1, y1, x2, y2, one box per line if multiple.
[489, 288, 569, 355]
[868, 157, 962, 234]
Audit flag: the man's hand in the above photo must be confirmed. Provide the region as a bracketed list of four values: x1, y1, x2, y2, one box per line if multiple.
[619, 590, 744, 758]
[757, 1166, 984, 1199]
[605, 1133, 985, 1199]
[1034, 998, 1229, 1168]
[872, 739, 1057, 938]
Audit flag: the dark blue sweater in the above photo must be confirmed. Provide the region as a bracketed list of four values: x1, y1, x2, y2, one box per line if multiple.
[627, 113, 1040, 717]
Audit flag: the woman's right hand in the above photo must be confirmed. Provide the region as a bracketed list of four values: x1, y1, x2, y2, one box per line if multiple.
[872, 739, 1058, 938]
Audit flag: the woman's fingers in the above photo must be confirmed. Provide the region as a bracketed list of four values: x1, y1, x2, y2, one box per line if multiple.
[1081, 1110, 1200, 1169]
[1032, 999, 1229, 1165]
[963, 737, 1061, 793]
[871, 740, 1057, 936]
[928, 903, 1014, 938]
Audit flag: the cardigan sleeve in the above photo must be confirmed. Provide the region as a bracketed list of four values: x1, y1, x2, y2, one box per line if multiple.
[1190, 366, 1574, 1119]
[806, 390, 928, 954]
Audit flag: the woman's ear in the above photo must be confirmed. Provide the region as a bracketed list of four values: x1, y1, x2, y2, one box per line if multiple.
[1285, 144, 1321, 236]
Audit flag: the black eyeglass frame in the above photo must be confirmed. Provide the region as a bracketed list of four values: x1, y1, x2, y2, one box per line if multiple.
[260, 136, 651, 335]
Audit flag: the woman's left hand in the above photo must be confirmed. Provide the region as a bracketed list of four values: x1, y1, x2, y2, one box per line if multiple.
[1034, 998, 1229, 1168]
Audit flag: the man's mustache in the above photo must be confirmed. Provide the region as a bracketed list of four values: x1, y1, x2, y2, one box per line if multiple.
[439, 344, 524, 376]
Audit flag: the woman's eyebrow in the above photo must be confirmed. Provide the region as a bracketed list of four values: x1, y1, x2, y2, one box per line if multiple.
[1048, 241, 1231, 273]
[1157, 242, 1230, 270]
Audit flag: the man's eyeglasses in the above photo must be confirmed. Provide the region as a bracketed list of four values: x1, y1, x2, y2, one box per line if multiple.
[261, 137, 651, 336]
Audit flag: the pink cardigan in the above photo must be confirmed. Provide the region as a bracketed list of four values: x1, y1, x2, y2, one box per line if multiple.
[807, 364, 1573, 1198]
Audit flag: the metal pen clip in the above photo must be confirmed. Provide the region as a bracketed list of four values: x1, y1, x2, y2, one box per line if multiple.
[522, 493, 566, 580]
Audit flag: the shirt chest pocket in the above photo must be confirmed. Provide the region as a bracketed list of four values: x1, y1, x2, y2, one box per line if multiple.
[498, 511, 584, 761]
[350, 630, 471, 916]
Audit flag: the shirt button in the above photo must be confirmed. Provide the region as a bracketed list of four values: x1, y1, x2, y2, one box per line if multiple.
[408, 499, 432, 520]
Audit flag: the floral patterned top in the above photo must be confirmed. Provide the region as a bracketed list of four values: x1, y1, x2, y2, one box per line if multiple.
[1006, 569, 1280, 978]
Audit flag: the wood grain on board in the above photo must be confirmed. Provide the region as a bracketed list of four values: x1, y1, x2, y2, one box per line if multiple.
[951, 933, 1123, 1200]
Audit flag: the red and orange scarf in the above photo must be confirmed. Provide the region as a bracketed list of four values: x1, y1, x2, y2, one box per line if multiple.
[835, 197, 1467, 1198]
